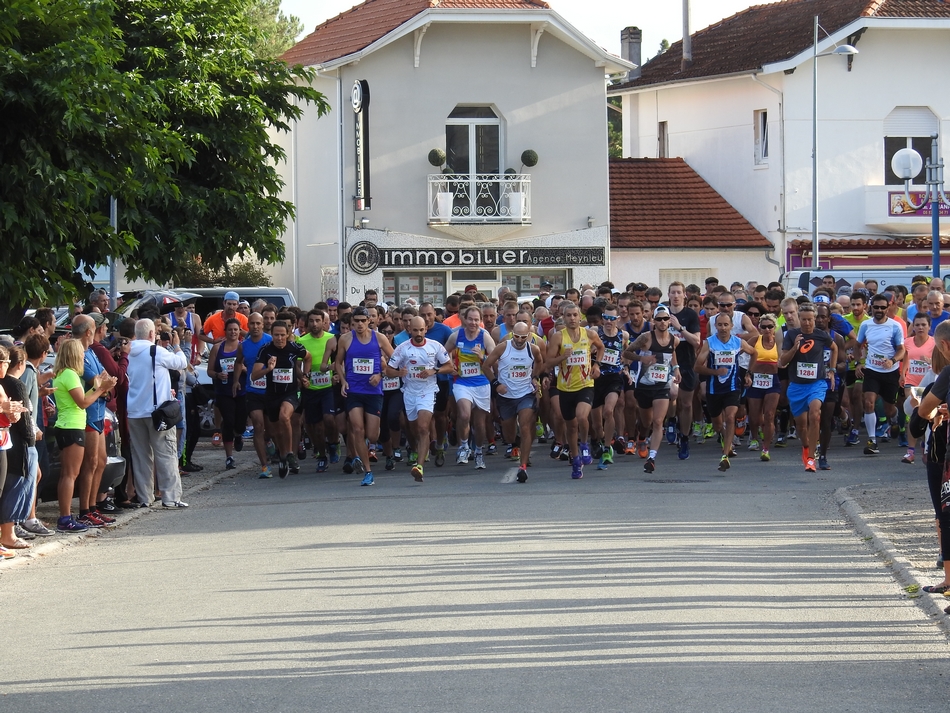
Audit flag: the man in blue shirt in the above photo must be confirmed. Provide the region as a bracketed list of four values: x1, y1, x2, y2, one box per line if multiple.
[927, 290, 950, 335]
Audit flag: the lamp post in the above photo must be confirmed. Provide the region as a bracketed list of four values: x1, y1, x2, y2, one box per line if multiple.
[891, 135, 949, 279]
[811, 15, 859, 269]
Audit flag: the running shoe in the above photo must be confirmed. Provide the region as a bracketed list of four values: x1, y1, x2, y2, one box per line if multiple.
[278, 459, 289, 479]
[747, 439, 760, 451]
[818, 455, 831, 470]
[677, 434, 690, 461]
[212, 432, 223, 447]
[625, 438, 637, 455]
[342, 457, 354, 474]
[846, 430, 860, 446]
[242, 426, 254, 440]
[735, 418, 747, 437]
[93, 510, 116, 524]
[760, 450, 771, 462]
[875, 422, 889, 441]
[692, 421, 703, 440]
[385, 456, 395, 471]
[775, 434, 787, 448]
[536, 421, 545, 440]
[360, 472, 375, 486]
[226, 456, 236, 470]
[505, 443, 514, 458]
[787, 427, 798, 440]
[328, 444, 340, 463]
[13, 524, 36, 541]
[643, 457, 655, 474]
[511, 446, 520, 460]
[559, 446, 570, 461]
[516, 467, 528, 483]
[297, 439, 307, 460]
[902, 449, 915, 464]
[665, 421, 677, 445]
[580, 442, 592, 465]
[78, 512, 104, 529]
[551, 441, 562, 459]
[613, 436, 626, 455]
[863, 440, 880, 455]
[235, 436, 245, 452]
[393, 448, 403, 462]
[408, 451, 418, 466]
[411, 464, 424, 482]
[487, 442, 497, 456]
[637, 441, 649, 459]
[352, 456, 365, 474]
[474, 452, 486, 469]
[571, 455, 583, 479]
[434, 449, 445, 467]
[317, 456, 329, 473]
[368, 448, 378, 463]
[592, 441, 604, 459]
[57, 516, 88, 533]
[898, 431, 908, 448]
[287, 453, 300, 474]
[259, 466, 273, 479]
[20, 519, 54, 537]
[703, 423, 715, 440]
[597, 453, 609, 471]
[718, 455, 730, 472]
[456, 448, 469, 465]
[805, 457, 817, 472]
[602, 445, 614, 465]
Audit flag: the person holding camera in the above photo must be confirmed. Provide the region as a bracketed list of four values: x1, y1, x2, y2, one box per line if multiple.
[126, 319, 190, 508]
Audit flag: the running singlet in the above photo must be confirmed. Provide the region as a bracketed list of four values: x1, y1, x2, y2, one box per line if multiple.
[388, 338, 450, 394]
[598, 328, 625, 375]
[345, 331, 383, 395]
[256, 341, 307, 397]
[454, 330, 490, 387]
[242, 334, 272, 393]
[782, 328, 833, 384]
[170, 311, 201, 363]
[556, 328, 593, 392]
[496, 340, 536, 399]
[705, 334, 741, 394]
[298, 332, 335, 391]
[212, 344, 243, 396]
[635, 333, 674, 388]
[904, 336, 934, 387]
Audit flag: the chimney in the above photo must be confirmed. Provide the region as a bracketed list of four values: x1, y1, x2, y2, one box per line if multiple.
[620, 26, 642, 80]
[681, 0, 692, 71]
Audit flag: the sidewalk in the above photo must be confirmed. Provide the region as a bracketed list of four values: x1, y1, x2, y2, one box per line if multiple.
[837, 481, 950, 634]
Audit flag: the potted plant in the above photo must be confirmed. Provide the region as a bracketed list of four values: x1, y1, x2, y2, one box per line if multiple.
[506, 151, 537, 220]
[428, 148, 454, 220]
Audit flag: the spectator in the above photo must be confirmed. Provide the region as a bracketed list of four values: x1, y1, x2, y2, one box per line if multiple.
[1, 347, 37, 551]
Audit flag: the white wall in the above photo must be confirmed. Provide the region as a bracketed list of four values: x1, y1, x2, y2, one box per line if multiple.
[610, 248, 778, 294]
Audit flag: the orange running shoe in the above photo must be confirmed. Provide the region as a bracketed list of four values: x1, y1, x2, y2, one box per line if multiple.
[637, 441, 649, 459]
[805, 457, 816, 472]
[735, 418, 747, 437]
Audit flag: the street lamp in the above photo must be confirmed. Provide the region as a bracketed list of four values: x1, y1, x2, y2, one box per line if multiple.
[891, 135, 949, 279]
[812, 15, 859, 269]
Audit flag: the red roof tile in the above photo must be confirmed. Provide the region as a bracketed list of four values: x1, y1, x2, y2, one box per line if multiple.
[281, 0, 550, 67]
[609, 158, 772, 250]
[789, 235, 950, 248]
[612, 0, 950, 91]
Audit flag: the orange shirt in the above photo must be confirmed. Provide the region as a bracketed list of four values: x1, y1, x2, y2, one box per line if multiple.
[443, 313, 462, 329]
[203, 310, 248, 340]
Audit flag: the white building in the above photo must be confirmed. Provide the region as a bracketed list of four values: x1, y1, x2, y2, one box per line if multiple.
[609, 0, 950, 285]
[273, 0, 632, 307]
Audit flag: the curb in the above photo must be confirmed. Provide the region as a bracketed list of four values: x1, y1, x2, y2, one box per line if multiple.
[0, 458, 254, 573]
[835, 486, 950, 638]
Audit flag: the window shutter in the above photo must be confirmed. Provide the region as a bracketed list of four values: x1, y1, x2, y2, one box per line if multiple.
[883, 106, 938, 137]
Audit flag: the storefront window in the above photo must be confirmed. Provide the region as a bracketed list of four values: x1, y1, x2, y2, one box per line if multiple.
[383, 272, 446, 307]
[501, 271, 567, 296]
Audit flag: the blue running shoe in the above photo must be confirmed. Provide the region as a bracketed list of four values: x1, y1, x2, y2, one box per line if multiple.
[571, 456, 583, 479]
[846, 429, 860, 446]
[242, 426, 254, 440]
[597, 454, 608, 471]
[898, 430, 908, 448]
[665, 421, 677, 445]
[360, 472, 375, 486]
[352, 457, 365, 475]
[580, 442, 592, 465]
[316, 457, 328, 473]
[678, 434, 690, 460]
[328, 443, 340, 464]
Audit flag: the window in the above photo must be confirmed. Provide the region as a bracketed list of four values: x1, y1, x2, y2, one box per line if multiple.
[657, 121, 669, 158]
[883, 107, 938, 185]
[659, 268, 711, 292]
[754, 110, 769, 165]
[446, 106, 502, 218]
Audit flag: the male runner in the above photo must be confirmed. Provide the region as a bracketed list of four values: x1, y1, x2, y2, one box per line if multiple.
[297, 309, 337, 473]
[855, 293, 905, 455]
[666, 281, 701, 460]
[591, 303, 628, 469]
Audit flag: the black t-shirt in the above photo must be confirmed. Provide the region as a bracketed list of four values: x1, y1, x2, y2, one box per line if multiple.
[927, 367, 950, 463]
[668, 306, 700, 374]
[782, 328, 833, 384]
[256, 342, 308, 397]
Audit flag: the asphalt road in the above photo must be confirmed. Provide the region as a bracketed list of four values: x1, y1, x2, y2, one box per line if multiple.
[3, 435, 948, 712]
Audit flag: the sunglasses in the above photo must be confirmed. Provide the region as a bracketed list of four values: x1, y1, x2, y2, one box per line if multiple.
[871, 306, 888, 310]
[512, 334, 529, 340]
[718, 302, 735, 307]
[653, 316, 670, 322]
[648, 300, 660, 305]
[352, 317, 368, 323]
[602, 315, 618, 321]
[760, 324, 776, 329]
[747, 312, 761, 317]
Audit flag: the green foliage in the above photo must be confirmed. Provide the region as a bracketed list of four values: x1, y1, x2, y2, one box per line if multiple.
[521, 149, 539, 168]
[655, 39, 670, 59]
[428, 148, 446, 167]
[172, 257, 272, 288]
[242, 0, 304, 59]
[0, 0, 326, 319]
[607, 96, 622, 158]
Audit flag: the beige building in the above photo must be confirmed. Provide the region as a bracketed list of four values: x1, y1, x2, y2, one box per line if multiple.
[272, 0, 631, 307]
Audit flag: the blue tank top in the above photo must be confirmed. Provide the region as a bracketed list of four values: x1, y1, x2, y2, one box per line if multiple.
[346, 330, 382, 395]
[598, 328, 625, 375]
[241, 334, 272, 394]
[706, 334, 742, 394]
[455, 329, 489, 387]
[213, 344, 244, 396]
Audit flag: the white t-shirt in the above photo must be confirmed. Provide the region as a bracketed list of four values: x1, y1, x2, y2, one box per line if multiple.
[388, 338, 450, 394]
[857, 318, 904, 373]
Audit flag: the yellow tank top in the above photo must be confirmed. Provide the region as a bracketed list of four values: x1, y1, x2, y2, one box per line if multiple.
[754, 335, 778, 363]
[556, 328, 593, 392]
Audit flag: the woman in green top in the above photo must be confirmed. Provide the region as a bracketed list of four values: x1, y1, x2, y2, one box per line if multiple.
[52, 339, 116, 533]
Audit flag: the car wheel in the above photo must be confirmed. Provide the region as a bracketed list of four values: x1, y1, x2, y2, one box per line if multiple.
[198, 399, 217, 436]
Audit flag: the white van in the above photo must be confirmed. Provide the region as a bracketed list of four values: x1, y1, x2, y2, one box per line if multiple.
[782, 269, 948, 295]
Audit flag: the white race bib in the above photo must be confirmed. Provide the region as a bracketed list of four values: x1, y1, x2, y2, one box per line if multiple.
[220, 357, 235, 373]
[507, 365, 530, 380]
[273, 368, 294, 384]
[460, 361, 482, 378]
[410, 365, 429, 379]
[309, 371, 332, 388]
[250, 376, 267, 390]
[647, 363, 670, 383]
[382, 376, 401, 391]
[910, 359, 929, 376]
[602, 349, 621, 366]
[796, 362, 818, 380]
[714, 351, 736, 369]
[752, 372, 774, 390]
[566, 351, 588, 367]
[352, 358, 374, 375]
[867, 353, 888, 370]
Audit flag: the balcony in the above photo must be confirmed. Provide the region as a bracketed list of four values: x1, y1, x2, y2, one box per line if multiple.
[427, 174, 531, 242]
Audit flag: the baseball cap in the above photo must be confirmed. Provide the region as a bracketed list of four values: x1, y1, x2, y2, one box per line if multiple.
[653, 305, 671, 318]
[705, 277, 719, 286]
[836, 285, 853, 297]
[326, 298, 339, 307]
[540, 281, 554, 290]
[90, 312, 110, 328]
[224, 291, 240, 302]
[464, 284, 478, 293]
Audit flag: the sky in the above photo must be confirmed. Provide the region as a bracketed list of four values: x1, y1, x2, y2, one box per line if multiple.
[280, 0, 773, 62]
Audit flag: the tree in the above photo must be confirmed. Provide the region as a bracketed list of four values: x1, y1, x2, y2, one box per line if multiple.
[654, 39, 670, 59]
[171, 257, 272, 288]
[243, 0, 304, 59]
[607, 97, 622, 159]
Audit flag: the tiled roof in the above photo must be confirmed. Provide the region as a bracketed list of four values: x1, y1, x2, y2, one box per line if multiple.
[609, 158, 772, 250]
[612, 0, 950, 91]
[281, 0, 550, 67]
[789, 235, 950, 248]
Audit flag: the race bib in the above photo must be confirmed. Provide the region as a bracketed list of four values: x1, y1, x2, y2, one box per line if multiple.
[647, 363, 670, 383]
[507, 365, 530, 380]
[752, 372, 774, 390]
[714, 351, 736, 369]
[220, 357, 235, 373]
[796, 362, 818, 380]
[273, 368, 294, 384]
[352, 358, 374, 375]
[410, 365, 429, 379]
[309, 371, 332, 388]
[867, 353, 888, 370]
[602, 349, 621, 366]
[382, 376, 401, 391]
[823, 348, 832, 366]
[910, 359, 929, 377]
[460, 361, 482, 378]
[250, 376, 267, 390]
[566, 351, 588, 367]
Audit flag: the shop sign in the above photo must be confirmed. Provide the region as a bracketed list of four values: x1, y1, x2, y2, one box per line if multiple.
[889, 191, 950, 217]
[352, 80, 371, 211]
[347, 242, 604, 275]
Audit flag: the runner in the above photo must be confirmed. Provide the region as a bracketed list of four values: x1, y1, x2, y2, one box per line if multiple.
[250, 320, 310, 479]
[444, 306, 496, 470]
[900, 314, 934, 464]
[814, 303, 848, 470]
[623, 306, 680, 474]
[235, 313, 273, 478]
[855, 293, 906, 455]
[695, 313, 756, 471]
[622, 299, 651, 457]
[666, 281, 701, 461]
[546, 302, 604, 479]
[484, 321, 544, 483]
[206, 318, 246, 471]
[385, 316, 453, 483]
[334, 306, 395, 486]
[843, 289, 871, 445]
[297, 309, 337, 473]
[778, 303, 836, 472]
[591, 303, 628, 470]
[418, 302, 454, 466]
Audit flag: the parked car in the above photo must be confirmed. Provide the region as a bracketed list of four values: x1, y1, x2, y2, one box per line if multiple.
[177, 287, 297, 322]
[39, 407, 126, 502]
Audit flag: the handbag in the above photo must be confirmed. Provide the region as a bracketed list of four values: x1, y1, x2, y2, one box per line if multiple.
[150, 345, 183, 431]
